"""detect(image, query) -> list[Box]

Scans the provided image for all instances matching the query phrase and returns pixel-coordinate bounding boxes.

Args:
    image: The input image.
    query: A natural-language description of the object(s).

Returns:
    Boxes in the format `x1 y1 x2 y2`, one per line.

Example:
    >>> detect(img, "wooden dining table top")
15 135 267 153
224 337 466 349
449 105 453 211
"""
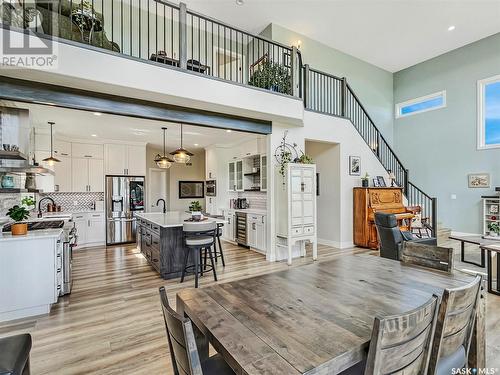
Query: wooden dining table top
176 254 476 375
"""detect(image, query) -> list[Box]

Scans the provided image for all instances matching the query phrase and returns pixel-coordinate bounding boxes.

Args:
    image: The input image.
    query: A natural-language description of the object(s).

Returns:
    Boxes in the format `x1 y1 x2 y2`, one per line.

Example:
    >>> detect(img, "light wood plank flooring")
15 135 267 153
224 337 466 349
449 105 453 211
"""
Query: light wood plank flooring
0 241 498 374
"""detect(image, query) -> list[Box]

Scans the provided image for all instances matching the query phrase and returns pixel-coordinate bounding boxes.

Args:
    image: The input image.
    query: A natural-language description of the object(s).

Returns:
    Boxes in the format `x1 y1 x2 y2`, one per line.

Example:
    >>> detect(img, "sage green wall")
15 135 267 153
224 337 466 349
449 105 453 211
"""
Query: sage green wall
394 32 500 234
266 24 394 144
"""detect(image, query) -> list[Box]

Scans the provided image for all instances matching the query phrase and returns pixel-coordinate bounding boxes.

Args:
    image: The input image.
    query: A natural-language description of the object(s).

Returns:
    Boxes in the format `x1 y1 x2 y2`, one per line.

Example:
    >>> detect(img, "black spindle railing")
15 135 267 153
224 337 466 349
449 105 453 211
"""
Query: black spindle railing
407 182 438 237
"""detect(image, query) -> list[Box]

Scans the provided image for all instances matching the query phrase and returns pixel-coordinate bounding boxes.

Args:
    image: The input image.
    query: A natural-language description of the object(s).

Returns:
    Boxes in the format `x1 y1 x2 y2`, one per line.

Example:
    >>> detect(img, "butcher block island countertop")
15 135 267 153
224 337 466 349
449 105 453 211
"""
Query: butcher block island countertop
135 212 226 279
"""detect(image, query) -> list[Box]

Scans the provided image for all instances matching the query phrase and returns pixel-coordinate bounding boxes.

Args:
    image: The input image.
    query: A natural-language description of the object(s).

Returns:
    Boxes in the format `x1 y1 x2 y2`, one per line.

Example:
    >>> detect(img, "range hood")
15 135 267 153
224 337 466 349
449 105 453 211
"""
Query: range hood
0 150 54 176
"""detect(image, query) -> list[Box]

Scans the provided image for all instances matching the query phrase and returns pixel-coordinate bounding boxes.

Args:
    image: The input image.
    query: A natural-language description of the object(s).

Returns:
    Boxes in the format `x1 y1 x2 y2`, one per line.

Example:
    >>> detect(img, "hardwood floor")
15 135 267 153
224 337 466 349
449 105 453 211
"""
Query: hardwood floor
0 240 498 374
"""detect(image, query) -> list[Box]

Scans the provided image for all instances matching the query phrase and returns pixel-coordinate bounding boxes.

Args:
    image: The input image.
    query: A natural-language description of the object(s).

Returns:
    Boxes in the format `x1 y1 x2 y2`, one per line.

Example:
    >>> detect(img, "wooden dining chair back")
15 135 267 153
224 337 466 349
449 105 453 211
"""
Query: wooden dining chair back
428 275 482 375
159 287 203 375
402 242 454 273
364 294 439 375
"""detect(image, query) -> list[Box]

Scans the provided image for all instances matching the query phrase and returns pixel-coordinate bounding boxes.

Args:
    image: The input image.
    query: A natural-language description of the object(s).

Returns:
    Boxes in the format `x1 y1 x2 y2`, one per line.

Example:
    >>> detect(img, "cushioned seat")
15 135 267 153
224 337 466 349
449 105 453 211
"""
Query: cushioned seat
436 345 466 375
201 353 234 375
185 235 213 246
0 334 32 375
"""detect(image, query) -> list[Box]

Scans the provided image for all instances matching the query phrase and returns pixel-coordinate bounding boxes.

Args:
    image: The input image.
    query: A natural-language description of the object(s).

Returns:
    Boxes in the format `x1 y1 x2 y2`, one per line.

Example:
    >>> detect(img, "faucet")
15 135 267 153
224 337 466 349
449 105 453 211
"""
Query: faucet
38 197 55 218
156 198 166 214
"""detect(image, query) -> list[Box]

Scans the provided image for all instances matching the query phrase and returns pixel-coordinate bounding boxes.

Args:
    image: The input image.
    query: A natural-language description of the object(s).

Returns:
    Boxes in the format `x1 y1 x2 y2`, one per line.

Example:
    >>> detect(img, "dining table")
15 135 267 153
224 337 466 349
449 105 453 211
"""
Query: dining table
176 253 486 374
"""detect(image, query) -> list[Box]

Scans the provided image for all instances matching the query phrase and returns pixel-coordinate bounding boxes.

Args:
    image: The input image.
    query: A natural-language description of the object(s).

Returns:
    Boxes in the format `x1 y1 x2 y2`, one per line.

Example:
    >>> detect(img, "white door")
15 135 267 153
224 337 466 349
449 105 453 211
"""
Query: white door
72 158 89 192
105 144 127 175
88 159 104 192
54 155 72 192
148 168 168 212
127 145 146 176
213 47 246 83
87 214 105 244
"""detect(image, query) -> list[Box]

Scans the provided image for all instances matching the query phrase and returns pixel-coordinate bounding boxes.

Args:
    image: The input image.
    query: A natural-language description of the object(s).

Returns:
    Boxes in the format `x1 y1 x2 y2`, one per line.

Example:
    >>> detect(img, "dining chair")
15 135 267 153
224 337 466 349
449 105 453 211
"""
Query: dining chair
401 242 454 273
158 287 235 375
427 275 482 375
340 294 439 375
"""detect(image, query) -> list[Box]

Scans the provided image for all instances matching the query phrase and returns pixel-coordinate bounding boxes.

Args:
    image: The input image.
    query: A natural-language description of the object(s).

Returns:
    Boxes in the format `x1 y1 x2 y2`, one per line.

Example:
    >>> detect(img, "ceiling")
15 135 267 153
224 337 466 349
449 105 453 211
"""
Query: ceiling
182 0 500 72
6 101 260 150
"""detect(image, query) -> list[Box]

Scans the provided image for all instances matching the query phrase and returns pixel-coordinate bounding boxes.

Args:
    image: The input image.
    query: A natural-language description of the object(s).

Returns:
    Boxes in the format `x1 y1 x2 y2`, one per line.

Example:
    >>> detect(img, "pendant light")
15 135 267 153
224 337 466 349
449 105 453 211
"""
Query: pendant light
170 124 193 164
42 121 60 166
154 127 174 169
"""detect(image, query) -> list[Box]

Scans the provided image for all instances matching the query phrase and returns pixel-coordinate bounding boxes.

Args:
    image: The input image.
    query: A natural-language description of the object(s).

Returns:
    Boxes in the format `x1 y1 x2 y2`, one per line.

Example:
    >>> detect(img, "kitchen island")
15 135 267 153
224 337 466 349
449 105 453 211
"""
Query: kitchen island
135 212 225 279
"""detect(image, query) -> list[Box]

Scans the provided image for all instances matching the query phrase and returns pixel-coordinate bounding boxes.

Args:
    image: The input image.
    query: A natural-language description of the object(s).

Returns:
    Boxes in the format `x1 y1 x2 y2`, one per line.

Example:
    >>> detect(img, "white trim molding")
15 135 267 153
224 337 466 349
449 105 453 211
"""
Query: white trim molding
395 90 446 119
477 74 500 150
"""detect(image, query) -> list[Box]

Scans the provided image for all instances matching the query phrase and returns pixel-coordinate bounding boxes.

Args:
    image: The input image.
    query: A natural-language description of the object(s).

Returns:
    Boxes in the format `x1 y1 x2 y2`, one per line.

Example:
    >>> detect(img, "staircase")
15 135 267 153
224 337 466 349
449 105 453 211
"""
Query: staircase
301 62 437 236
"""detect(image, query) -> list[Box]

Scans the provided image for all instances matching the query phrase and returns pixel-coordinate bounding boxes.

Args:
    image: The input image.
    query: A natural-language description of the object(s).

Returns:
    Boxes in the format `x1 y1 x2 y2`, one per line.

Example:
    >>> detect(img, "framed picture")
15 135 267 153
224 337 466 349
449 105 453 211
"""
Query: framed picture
349 156 361 176
468 173 490 188
179 181 204 199
373 178 380 187
376 176 386 187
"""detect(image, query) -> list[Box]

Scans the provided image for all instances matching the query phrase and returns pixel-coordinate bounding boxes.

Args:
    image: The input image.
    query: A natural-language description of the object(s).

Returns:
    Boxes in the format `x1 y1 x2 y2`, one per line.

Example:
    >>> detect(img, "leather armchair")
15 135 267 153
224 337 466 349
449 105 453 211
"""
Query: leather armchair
0 334 32 375
374 212 437 260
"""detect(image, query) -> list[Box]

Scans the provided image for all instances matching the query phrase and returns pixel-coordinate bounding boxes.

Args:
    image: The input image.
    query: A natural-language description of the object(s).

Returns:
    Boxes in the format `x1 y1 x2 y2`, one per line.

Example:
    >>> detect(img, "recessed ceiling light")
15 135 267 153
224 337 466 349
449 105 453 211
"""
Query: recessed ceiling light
226 129 232 133
194 143 199 146
93 112 102 116
91 134 97 137
236 0 244 5
448 25 456 31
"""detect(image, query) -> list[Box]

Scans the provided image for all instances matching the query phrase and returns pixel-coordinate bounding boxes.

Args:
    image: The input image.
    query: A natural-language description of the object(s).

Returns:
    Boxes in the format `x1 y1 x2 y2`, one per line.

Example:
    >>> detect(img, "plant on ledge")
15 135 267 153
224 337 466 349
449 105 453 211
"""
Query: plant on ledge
189 201 202 212
488 222 499 237
248 60 292 95
7 204 30 235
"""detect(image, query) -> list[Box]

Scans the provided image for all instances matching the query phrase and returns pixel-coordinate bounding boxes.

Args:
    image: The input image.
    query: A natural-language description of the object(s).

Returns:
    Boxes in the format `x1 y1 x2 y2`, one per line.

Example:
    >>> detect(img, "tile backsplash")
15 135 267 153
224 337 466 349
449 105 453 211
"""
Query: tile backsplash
39 192 104 212
236 191 267 210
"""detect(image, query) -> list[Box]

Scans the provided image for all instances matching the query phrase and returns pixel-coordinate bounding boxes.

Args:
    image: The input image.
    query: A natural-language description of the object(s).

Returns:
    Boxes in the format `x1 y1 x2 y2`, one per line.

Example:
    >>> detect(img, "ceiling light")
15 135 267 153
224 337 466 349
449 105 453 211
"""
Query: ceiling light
170 124 193 164
226 129 232 133
448 25 455 31
236 0 244 5
154 127 174 169
194 143 199 147
93 112 102 116
91 134 97 137
42 121 60 166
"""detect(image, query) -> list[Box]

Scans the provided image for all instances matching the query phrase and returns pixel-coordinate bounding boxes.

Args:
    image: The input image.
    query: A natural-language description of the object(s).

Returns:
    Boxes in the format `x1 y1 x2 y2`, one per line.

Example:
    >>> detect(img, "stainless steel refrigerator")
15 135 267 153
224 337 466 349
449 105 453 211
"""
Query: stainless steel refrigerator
106 176 145 245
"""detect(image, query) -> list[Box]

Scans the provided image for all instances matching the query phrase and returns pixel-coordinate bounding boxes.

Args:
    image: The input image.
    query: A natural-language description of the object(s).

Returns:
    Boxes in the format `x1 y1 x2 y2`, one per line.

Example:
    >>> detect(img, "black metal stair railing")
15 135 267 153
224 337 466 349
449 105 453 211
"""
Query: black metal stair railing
303 64 437 236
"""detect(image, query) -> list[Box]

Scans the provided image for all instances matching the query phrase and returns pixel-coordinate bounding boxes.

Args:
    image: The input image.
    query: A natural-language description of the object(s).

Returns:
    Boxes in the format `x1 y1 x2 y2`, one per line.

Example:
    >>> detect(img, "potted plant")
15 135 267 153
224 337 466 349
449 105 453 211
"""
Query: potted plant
7 204 30 235
361 172 370 187
248 60 292 95
296 153 313 164
189 201 202 212
488 222 499 237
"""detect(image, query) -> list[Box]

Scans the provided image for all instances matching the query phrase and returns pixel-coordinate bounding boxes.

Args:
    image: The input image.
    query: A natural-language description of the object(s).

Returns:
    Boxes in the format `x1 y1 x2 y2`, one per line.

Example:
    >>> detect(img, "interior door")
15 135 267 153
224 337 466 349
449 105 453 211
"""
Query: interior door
148 169 168 212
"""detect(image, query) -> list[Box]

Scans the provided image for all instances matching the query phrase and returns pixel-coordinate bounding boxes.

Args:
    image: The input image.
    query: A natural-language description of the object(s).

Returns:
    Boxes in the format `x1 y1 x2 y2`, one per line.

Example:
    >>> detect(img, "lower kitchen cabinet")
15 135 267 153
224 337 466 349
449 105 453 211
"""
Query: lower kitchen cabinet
73 212 105 248
247 214 266 252
221 210 235 242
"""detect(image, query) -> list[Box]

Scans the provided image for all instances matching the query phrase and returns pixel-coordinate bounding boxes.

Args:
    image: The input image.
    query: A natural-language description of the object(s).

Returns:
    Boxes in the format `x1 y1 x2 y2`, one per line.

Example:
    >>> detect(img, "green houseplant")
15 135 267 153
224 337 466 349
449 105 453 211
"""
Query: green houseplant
189 201 202 212
488 222 499 237
7 204 30 235
248 60 292 95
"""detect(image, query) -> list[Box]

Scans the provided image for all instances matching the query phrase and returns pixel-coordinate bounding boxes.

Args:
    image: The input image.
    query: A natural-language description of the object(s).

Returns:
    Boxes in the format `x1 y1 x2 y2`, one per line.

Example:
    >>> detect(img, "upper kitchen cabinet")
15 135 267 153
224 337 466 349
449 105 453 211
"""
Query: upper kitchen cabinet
104 144 146 176
205 146 217 180
72 158 104 192
54 155 72 192
53 140 71 157
72 143 103 159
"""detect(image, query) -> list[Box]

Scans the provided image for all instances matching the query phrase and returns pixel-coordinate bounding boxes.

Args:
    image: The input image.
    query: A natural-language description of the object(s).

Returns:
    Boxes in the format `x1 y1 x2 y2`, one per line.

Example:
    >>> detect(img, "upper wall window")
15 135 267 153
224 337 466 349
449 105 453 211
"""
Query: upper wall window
478 75 500 149
396 91 446 118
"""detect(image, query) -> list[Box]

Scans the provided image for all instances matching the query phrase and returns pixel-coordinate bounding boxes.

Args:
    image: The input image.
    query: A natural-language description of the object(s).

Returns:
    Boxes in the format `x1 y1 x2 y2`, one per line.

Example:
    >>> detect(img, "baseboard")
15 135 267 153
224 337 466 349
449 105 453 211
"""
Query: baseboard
318 238 354 249
450 231 482 237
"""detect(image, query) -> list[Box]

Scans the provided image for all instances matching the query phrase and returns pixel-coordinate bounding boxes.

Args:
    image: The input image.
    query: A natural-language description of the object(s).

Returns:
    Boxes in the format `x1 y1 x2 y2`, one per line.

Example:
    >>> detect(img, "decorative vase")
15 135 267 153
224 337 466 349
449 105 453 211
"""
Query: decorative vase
361 179 369 187
11 223 28 235
25 173 37 190
1 175 14 188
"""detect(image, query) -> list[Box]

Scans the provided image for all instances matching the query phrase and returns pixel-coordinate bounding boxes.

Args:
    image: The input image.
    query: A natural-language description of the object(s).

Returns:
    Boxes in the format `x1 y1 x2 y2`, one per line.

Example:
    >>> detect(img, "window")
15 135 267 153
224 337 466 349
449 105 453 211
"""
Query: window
478 75 500 149
396 91 446 118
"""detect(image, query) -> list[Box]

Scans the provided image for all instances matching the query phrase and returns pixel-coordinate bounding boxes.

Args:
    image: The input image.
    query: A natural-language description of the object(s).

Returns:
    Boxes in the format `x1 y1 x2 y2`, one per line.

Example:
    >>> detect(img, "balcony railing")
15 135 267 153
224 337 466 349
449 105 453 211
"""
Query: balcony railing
0 0 296 95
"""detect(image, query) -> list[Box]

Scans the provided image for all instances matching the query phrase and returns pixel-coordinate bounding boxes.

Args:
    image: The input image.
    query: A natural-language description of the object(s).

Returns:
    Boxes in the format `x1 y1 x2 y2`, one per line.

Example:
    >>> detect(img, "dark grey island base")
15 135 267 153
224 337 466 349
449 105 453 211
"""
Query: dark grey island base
136 212 225 280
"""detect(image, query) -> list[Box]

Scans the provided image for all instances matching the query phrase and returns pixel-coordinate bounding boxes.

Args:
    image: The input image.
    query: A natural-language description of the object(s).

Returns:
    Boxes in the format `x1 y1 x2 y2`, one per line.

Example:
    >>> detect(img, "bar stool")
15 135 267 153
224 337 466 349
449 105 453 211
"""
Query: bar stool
213 223 226 266
0 333 32 375
180 221 217 288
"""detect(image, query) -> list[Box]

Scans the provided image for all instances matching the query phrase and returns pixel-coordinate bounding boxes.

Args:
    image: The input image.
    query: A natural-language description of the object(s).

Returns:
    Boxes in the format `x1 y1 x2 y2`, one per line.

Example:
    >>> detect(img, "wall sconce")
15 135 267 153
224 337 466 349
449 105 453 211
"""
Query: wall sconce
296 40 302 50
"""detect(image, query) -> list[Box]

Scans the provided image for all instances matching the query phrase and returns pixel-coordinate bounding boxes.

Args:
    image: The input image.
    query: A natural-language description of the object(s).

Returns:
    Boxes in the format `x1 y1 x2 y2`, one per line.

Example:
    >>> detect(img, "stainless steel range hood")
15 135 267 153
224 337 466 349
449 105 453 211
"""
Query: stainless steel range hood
0 150 54 176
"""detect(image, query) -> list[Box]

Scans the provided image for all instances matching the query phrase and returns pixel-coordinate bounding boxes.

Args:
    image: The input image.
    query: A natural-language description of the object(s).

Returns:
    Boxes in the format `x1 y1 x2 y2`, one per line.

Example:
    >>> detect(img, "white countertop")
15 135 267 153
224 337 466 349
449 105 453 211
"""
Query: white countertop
221 208 268 215
136 211 226 228
0 228 63 242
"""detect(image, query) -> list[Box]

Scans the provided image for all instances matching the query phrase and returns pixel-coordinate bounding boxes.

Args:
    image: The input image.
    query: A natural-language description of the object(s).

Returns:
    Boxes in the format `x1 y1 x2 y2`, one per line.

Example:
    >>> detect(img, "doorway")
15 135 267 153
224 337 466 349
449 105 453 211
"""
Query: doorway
148 168 168 212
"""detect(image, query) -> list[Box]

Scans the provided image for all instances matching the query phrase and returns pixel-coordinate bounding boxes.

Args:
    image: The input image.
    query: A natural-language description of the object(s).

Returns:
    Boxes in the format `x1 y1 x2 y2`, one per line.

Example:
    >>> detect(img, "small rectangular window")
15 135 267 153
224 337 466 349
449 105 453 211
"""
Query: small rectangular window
396 91 446 118
478 75 500 149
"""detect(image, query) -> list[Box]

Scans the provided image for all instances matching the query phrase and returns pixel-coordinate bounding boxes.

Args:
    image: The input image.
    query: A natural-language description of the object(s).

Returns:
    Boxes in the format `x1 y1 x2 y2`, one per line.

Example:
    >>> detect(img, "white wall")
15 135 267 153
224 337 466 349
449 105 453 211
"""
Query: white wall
168 152 206 212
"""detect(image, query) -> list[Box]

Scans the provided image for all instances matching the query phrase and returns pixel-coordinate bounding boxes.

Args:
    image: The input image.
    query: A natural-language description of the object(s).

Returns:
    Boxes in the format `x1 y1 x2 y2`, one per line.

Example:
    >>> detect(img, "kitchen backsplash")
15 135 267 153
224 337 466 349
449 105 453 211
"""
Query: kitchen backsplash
236 191 267 210
38 192 104 212
0 193 26 216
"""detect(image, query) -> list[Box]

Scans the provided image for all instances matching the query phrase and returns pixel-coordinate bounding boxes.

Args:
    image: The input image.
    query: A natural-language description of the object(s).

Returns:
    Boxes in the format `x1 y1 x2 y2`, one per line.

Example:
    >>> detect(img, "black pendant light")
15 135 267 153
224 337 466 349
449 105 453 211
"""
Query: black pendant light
42 121 60 166
170 124 193 164
154 127 174 169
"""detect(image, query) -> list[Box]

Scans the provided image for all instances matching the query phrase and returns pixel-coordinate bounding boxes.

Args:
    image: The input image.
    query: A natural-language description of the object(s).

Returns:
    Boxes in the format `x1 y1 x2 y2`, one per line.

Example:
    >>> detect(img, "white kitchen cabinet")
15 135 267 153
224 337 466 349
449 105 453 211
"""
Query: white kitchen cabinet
73 212 105 248
206 196 217 215
222 210 235 242
205 146 217 180
73 214 88 247
235 160 243 191
247 214 266 252
105 144 145 176
54 140 71 157
260 154 267 192
54 155 72 192
72 158 104 192
72 143 104 159
228 162 236 191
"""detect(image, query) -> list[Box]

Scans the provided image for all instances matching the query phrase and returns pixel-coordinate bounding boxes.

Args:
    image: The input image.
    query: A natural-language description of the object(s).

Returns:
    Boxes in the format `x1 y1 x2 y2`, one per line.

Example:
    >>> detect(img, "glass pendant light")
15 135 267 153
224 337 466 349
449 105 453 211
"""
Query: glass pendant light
42 121 60 166
154 127 174 169
170 124 193 164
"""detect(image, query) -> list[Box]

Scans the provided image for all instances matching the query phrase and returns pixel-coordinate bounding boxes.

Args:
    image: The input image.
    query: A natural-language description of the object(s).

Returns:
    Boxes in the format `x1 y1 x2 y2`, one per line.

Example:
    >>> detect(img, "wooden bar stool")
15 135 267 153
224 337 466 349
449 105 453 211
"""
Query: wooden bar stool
180 221 217 288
